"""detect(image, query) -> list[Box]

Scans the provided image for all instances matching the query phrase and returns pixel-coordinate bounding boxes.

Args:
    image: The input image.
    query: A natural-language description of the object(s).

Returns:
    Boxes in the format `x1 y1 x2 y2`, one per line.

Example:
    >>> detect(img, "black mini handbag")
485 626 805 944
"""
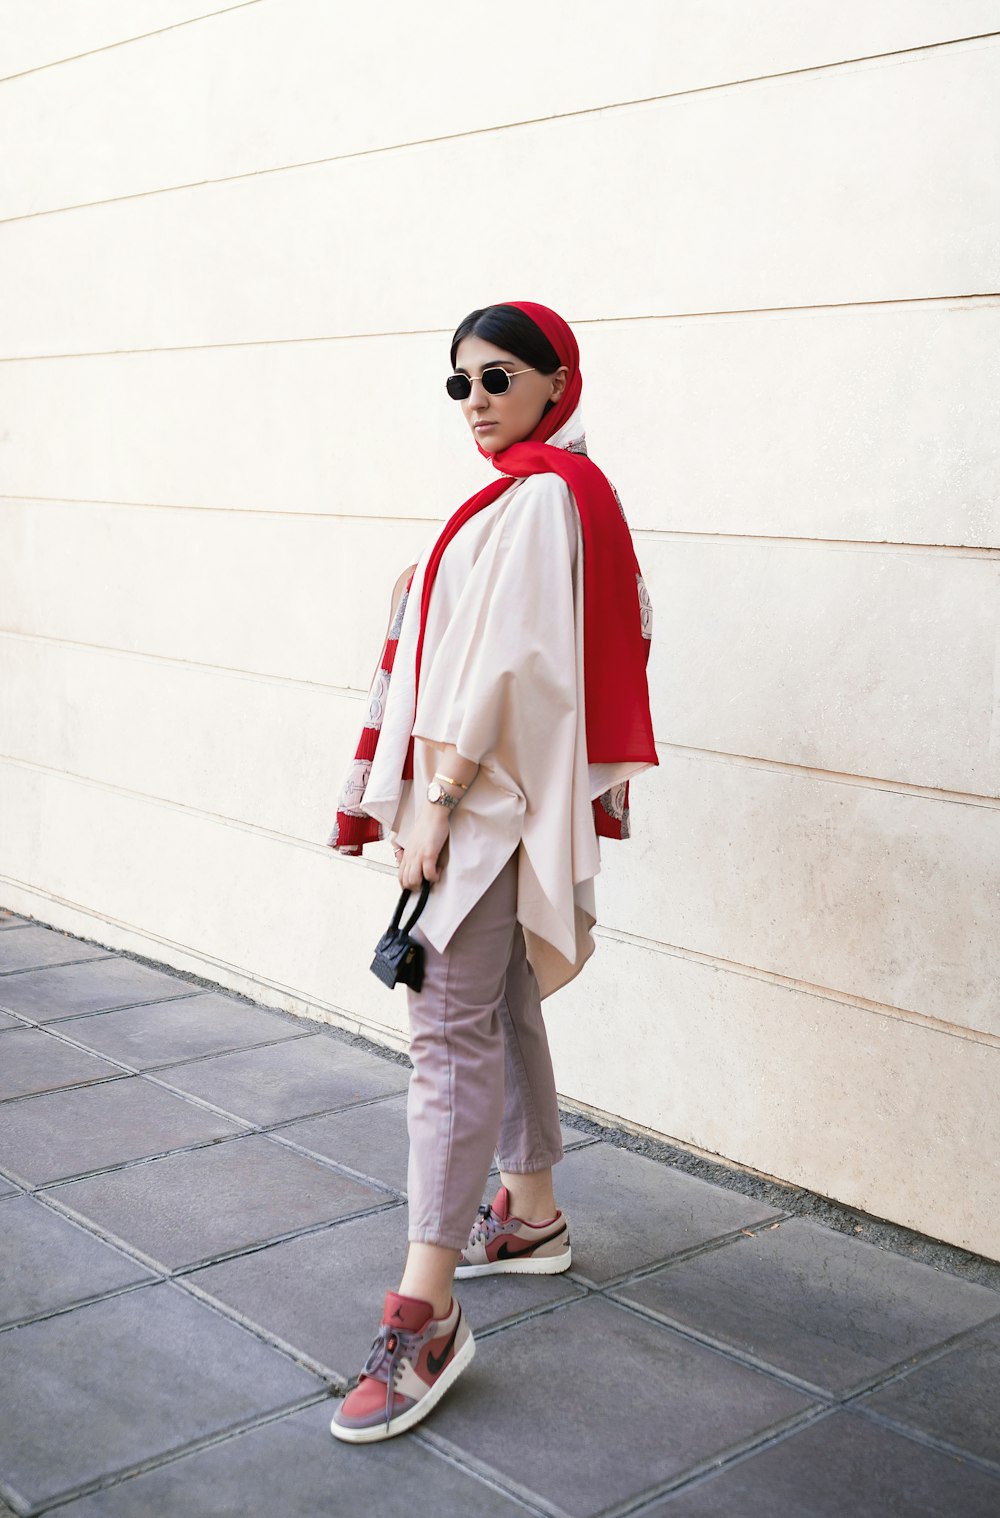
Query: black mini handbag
370 881 431 992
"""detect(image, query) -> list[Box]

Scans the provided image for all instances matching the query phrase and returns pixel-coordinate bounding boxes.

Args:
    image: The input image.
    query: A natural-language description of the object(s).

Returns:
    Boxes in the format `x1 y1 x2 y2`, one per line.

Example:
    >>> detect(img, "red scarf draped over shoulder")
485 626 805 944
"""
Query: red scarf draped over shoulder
328 300 656 856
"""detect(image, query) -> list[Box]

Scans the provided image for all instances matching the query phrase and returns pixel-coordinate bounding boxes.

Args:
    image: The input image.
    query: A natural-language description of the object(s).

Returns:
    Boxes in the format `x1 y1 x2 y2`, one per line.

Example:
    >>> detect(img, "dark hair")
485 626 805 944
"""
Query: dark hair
449 304 561 374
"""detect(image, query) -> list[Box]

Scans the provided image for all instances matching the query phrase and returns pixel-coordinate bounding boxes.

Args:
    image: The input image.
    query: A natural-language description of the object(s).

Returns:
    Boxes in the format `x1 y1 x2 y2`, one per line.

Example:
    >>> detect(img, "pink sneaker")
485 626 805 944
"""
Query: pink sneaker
455 1185 572 1278
330 1291 474 1443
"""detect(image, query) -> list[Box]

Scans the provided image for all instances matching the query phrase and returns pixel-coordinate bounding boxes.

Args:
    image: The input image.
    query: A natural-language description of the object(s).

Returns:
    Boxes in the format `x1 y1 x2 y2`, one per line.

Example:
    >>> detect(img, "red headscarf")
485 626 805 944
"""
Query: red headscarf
410 300 657 767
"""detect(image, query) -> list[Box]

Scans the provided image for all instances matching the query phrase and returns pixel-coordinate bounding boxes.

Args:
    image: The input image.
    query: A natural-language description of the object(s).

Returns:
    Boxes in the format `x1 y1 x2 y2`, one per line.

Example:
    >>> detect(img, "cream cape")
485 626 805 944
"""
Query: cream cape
360 407 652 999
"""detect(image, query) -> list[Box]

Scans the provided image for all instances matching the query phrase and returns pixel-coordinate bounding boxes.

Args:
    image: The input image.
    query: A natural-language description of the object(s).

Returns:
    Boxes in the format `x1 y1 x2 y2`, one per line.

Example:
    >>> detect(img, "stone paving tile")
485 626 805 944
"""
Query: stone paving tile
279 1093 411 1192
859 1318 1000 1466
653 1410 1000 1516
551 1143 781 1285
0 1076 246 1186
188 1204 584 1382
58 992 305 1070
612 1217 1000 1394
156 1034 411 1125
0 1282 323 1513
0 909 28 927
188 1207 409 1380
0 1194 155 1326
0 1009 21 1030
0 926 113 975
0 956 197 1023
429 1295 813 1517
49 1134 388 1271
0 1027 125 1102
56 1400 527 1517
0 1178 21 1199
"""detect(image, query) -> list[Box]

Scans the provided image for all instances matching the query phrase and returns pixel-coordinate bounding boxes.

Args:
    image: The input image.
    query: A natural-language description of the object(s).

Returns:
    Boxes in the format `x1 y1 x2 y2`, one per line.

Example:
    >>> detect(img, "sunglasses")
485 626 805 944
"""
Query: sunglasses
445 366 535 401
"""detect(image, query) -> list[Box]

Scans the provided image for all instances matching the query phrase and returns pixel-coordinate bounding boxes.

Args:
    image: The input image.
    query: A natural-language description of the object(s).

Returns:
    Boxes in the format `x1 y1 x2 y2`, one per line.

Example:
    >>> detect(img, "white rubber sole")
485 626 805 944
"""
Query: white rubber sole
330 1331 476 1444
454 1247 572 1279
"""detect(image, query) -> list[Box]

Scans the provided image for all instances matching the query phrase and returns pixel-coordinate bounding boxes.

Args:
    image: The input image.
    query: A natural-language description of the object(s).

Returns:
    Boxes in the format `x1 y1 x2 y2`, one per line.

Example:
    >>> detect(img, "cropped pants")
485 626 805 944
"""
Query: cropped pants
405 848 565 1250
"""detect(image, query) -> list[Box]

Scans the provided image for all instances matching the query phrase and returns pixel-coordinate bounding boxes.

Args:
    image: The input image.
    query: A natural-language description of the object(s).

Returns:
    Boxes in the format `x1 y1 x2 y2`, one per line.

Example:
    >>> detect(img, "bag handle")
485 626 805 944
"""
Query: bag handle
391 879 431 935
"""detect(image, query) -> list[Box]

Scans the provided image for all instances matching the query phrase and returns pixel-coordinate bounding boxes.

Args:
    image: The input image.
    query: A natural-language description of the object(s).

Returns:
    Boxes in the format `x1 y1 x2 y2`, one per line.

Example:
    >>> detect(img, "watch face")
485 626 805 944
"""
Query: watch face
428 782 443 802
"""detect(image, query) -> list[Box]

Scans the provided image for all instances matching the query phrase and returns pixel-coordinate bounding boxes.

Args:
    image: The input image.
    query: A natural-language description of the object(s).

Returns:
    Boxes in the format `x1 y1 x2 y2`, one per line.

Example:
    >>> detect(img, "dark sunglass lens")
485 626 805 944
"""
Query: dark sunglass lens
481 368 512 395
446 374 472 400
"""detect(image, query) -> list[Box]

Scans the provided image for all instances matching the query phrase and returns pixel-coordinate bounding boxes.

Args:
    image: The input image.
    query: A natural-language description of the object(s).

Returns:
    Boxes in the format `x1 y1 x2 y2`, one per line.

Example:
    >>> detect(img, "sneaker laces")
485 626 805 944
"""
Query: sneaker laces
468 1202 503 1247
360 1323 418 1431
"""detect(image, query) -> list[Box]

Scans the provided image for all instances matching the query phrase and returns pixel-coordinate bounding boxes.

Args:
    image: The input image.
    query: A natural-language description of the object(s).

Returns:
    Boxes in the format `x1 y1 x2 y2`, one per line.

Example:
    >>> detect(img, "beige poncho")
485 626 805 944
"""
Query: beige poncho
360 407 652 998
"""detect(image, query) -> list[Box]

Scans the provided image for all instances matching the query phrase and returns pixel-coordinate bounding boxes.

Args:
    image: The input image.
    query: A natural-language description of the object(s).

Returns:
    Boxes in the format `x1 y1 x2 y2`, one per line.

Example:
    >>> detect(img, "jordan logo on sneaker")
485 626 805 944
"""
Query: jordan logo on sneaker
495 1223 567 1261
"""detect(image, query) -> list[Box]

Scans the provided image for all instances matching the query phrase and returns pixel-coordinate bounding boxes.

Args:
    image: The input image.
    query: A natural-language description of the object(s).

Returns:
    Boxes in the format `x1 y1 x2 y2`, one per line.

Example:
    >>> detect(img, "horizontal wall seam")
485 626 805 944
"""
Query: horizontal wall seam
0 753 360 844
2 29 998 222
0 635 366 695
592 923 1000 1051
3 499 997 557
3 497 995 558
0 494 444 526
660 742 1000 809
2 870 995 1060
2 712 997 811
0 1 266 85
1 293 996 363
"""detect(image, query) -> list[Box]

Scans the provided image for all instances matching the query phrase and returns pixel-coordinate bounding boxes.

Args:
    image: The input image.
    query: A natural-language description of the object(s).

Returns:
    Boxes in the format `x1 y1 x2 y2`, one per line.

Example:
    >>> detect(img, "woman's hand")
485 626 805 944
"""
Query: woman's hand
397 802 451 890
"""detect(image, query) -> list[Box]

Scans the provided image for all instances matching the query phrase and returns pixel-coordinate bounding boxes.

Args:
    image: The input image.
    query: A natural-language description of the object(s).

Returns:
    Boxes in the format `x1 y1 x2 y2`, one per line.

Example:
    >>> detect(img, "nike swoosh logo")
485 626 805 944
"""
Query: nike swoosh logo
495 1223 568 1261
426 1314 461 1377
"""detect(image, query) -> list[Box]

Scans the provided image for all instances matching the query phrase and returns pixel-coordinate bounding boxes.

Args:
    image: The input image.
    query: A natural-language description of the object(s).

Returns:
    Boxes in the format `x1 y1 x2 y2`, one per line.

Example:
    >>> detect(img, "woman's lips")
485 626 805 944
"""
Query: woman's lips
474 421 497 432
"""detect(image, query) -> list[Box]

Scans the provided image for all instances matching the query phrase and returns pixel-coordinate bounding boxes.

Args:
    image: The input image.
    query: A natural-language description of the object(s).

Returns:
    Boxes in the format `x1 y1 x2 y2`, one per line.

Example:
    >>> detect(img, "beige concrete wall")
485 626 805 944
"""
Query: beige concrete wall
2 2 998 1258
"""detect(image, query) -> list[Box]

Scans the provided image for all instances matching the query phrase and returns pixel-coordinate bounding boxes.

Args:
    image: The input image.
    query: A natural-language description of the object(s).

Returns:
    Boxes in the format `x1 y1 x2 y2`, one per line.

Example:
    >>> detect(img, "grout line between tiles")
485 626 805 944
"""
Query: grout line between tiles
839 1308 1000 1406
602 1292 841 1404
4 1086 408 1195
10 1391 331 1518
169 1273 347 1390
605 1293 1000 1423
30 1181 403 1283
575 1212 794 1292
0 952 117 978
9 1128 255 1192
846 1404 1000 1482
8 989 225 1024
412 1430 571 1518
5 1016 315 1080
472 1289 596 1345
0 1072 132 1107
607 1405 841 1518
0 1276 160 1337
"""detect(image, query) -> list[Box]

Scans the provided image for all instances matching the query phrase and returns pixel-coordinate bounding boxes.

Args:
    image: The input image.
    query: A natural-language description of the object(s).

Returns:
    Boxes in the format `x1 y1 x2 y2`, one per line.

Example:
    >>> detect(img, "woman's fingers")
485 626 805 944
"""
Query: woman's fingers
398 847 442 890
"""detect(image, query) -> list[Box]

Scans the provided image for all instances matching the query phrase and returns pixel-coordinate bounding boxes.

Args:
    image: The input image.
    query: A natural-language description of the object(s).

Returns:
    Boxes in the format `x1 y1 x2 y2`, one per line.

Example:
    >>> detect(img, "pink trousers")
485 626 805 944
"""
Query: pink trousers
405 849 565 1250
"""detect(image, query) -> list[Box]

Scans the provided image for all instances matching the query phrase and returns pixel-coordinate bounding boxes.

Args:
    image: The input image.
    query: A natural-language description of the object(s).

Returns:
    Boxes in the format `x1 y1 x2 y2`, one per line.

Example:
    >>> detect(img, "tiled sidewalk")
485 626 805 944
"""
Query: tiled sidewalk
1 909 999 1518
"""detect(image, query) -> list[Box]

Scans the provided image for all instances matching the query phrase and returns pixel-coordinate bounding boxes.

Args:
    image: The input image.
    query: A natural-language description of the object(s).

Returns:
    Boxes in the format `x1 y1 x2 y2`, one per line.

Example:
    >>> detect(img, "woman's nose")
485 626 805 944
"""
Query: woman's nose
467 376 490 408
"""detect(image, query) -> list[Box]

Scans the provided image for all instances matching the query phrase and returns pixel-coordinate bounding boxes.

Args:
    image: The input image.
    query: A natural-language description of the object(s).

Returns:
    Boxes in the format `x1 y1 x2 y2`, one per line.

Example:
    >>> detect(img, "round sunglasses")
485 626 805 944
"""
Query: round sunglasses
445 366 535 401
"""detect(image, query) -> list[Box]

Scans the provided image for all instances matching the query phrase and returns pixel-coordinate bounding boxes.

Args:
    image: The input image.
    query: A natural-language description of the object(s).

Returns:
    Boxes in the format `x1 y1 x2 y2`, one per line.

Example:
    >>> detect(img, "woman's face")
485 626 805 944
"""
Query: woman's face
452 335 568 454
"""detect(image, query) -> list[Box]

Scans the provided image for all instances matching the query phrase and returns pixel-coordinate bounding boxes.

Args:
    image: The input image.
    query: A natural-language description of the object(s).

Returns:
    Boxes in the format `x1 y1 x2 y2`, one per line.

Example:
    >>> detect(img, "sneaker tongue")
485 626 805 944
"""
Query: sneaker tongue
382 1291 434 1332
492 1185 511 1222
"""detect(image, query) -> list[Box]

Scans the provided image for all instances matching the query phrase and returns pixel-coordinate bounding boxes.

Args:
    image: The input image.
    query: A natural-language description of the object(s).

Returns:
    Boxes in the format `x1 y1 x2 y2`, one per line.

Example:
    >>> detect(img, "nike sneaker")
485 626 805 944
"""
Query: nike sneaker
454 1184 572 1278
330 1291 474 1443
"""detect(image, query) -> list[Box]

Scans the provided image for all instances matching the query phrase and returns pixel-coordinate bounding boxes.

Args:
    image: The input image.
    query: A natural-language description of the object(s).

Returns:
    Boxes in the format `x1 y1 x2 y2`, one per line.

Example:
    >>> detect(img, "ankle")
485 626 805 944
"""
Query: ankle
501 1178 558 1224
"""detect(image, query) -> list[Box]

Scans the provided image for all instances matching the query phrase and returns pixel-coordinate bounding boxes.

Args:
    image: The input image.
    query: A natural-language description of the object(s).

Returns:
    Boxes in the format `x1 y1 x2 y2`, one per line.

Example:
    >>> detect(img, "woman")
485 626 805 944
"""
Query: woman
326 301 656 1442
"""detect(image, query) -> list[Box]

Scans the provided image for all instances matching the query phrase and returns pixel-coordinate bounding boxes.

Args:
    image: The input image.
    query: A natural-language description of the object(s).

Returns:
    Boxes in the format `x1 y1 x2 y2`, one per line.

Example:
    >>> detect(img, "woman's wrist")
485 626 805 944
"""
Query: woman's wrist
426 779 461 812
